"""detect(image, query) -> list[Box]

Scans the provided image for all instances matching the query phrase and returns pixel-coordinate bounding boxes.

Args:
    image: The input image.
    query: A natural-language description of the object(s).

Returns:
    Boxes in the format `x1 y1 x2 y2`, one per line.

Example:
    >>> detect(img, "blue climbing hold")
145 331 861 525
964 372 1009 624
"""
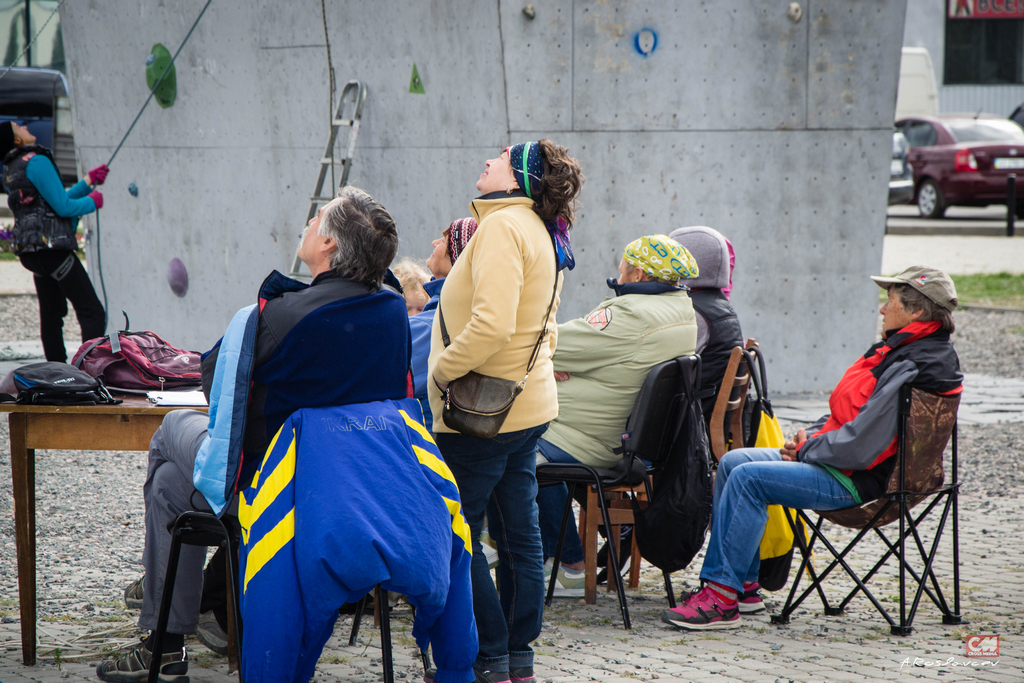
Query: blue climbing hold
128 183 138 197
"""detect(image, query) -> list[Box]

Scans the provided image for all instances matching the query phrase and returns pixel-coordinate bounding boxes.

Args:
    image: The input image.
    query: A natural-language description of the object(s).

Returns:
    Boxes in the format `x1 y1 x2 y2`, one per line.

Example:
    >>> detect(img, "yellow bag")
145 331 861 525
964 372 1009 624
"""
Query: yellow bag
745 349 806 591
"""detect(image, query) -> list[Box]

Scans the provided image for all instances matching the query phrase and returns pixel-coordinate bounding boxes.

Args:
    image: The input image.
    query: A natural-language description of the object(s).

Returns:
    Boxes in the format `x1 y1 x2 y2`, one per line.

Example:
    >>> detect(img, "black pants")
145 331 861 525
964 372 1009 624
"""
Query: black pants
19 249 105 363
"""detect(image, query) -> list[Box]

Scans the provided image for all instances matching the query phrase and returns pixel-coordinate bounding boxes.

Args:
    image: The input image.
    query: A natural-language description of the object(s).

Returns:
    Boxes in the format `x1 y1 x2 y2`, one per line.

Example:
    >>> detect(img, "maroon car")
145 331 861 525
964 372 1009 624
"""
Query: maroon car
895 115 1024 218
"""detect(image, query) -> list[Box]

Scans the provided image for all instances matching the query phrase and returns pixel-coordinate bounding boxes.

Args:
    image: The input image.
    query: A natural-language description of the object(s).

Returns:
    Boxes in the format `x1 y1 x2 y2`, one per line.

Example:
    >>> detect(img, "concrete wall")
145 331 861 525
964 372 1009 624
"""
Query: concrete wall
61 0 905 392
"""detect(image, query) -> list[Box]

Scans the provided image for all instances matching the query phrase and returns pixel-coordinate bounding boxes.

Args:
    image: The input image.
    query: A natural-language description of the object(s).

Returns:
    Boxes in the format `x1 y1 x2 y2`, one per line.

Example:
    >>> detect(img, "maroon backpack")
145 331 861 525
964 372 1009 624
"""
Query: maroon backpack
72 330 202 393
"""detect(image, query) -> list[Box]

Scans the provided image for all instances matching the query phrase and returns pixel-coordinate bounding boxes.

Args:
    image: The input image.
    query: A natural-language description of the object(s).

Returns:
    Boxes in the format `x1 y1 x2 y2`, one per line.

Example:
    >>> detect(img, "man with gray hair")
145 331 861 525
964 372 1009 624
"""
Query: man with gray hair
98 187 410 681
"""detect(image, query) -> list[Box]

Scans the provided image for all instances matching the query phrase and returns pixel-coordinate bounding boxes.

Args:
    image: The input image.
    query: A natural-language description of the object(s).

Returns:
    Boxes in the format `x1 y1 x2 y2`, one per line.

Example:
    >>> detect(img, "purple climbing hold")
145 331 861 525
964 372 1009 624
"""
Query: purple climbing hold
167 258 188 297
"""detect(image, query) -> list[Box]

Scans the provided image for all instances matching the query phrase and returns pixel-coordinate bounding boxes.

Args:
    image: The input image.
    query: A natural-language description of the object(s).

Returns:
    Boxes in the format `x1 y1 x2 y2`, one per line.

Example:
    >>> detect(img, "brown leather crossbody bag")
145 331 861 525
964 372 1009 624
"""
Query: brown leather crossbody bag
437 272 558 439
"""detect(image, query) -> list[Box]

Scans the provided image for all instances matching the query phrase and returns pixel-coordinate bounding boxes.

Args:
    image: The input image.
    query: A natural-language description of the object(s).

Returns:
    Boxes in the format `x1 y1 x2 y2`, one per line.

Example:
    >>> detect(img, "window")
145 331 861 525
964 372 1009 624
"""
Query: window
904 122 939 148
0 1 65 71
945 18 1024 85
946 118 1024 142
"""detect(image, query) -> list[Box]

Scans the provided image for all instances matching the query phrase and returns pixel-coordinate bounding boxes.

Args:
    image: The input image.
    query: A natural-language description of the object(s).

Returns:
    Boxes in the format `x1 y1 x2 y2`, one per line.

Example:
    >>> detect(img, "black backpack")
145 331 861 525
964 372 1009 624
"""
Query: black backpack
0 362 120 405
632 370 714 573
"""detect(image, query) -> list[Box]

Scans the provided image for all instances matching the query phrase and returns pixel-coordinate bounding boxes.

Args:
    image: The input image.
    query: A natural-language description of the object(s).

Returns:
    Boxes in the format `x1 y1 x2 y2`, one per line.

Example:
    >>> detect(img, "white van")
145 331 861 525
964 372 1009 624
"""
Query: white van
895 47 939 121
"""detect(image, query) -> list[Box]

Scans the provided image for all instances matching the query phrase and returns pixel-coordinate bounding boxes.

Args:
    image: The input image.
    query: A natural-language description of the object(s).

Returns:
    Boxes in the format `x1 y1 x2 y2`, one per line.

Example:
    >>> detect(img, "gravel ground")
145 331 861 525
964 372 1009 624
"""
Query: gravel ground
951 307 1024 378
0 296 1021 653
0 293 80 344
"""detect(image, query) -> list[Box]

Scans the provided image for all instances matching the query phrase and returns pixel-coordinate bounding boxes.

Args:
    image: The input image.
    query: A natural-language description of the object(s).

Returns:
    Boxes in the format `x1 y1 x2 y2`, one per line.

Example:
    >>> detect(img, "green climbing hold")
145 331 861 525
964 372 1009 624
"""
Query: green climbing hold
409 63 425 95
146 44 177 108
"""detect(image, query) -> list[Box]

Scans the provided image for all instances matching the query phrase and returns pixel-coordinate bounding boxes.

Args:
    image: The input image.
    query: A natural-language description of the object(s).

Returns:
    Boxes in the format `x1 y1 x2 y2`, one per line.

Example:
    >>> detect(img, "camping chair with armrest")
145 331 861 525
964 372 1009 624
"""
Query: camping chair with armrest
535 355 701 629
770 386 962 635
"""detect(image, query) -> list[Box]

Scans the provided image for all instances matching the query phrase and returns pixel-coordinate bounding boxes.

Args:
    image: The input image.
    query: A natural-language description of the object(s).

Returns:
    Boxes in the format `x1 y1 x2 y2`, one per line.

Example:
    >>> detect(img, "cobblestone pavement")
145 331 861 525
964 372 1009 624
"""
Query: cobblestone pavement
1 468 1021 682
1 293 1022 682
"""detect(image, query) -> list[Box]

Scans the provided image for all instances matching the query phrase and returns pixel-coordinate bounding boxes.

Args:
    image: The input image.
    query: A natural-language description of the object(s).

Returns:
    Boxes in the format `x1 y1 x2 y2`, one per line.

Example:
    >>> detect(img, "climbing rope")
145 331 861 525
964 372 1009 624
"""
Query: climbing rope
320 0 337 193
0 0 66 84
93 0 212 327
106 0 212 166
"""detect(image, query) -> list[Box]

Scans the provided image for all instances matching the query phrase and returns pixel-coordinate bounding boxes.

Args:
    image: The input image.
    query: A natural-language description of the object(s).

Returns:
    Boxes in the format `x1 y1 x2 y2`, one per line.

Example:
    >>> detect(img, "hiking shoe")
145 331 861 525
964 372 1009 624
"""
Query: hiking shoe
661 586 740 631
474 668 511 683
480 528 500 570
425 668 511 683
509 665 535 682
738 583 765 614
543 558 585 598
124 575 145 611
195 610 228 656
595 527 632 584
96 641 188 683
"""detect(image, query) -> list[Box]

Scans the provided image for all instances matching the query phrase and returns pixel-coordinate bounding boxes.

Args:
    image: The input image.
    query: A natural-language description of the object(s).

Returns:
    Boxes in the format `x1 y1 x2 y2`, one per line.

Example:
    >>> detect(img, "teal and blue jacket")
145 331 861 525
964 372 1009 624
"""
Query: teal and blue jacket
238 400 477 683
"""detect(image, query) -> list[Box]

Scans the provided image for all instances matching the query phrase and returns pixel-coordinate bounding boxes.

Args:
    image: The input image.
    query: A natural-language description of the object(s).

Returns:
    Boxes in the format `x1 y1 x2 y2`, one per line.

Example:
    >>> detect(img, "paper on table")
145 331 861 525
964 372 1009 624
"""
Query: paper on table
147 390 208 407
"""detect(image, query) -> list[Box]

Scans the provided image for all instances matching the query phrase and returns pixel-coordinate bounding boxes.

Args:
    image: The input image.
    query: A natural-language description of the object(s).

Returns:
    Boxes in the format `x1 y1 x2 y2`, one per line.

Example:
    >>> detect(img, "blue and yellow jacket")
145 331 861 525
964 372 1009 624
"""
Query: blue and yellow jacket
238 399 477 683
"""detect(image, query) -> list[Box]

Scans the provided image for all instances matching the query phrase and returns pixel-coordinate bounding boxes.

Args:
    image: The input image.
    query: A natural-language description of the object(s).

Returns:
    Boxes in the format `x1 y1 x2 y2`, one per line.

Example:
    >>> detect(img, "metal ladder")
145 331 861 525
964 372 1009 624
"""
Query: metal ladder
289 80 367 277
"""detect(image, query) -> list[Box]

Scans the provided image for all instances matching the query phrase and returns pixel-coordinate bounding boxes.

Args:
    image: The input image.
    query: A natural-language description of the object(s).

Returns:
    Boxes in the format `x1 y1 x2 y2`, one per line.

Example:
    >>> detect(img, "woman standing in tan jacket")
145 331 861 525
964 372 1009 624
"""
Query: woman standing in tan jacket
428 140 583 683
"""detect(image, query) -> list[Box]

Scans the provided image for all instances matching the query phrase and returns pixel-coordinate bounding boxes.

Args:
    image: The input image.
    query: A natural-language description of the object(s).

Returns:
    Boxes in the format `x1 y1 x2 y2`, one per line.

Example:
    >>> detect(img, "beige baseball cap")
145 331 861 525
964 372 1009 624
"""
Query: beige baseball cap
871 266 958 312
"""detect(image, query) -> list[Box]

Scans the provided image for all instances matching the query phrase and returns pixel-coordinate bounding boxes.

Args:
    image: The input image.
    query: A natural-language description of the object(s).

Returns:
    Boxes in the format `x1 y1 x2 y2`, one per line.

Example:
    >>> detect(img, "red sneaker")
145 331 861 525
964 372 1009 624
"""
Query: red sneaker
661 586 740 630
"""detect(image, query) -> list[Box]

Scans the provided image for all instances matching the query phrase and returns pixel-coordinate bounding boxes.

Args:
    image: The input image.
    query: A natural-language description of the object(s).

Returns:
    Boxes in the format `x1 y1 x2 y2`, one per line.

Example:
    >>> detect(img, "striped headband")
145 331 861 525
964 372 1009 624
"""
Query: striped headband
508 141 544 199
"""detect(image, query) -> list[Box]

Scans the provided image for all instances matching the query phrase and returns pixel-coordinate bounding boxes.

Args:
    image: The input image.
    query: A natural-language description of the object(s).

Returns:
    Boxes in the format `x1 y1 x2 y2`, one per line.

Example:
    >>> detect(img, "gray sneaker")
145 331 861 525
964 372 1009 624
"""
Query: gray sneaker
95 640 188 683
195 610 228 656
124 575 145 611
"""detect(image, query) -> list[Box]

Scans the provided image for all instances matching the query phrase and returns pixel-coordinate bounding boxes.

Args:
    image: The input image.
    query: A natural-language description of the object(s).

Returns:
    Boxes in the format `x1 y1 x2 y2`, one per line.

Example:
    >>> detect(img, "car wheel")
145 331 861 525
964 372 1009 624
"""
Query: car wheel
917 180 946 219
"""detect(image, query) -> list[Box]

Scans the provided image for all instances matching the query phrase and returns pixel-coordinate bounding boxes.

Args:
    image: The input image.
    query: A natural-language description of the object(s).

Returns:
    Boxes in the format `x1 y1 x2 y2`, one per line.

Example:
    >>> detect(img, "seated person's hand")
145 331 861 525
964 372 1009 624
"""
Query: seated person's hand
780 428 807 462
553 371 571 382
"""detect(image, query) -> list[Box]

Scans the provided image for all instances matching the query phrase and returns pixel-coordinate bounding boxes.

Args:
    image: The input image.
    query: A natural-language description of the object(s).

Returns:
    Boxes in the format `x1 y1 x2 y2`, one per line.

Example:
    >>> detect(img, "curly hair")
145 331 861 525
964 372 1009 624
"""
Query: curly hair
532 139 584 229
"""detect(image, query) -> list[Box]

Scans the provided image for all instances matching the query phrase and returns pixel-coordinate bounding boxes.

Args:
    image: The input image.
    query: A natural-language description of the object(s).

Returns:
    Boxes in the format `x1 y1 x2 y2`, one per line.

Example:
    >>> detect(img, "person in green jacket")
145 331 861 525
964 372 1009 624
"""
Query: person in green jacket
536 234 699 596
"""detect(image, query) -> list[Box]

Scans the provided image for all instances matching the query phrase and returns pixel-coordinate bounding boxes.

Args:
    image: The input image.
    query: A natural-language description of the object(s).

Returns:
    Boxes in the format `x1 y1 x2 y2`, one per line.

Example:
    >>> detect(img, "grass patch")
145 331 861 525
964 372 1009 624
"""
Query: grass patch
0 252 16 261
953 272 1024 308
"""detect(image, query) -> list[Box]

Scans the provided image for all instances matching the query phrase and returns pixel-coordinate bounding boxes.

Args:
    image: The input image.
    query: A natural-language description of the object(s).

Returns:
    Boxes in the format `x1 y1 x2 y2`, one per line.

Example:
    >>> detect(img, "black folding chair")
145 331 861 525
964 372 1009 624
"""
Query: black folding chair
536 355 701 629
151 511 404 683
770 386 963 635
149 511 243 683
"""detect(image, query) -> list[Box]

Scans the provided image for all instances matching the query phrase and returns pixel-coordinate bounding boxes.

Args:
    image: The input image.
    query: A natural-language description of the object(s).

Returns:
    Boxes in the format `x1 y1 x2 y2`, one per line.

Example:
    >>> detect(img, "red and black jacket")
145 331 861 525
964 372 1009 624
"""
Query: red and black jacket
797 320 962 501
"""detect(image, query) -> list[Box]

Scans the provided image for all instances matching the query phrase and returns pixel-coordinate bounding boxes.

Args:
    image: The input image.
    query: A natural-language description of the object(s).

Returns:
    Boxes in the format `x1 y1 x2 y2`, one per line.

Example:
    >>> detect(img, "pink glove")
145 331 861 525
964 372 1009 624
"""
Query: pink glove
89 190 104 210
87 164 109 186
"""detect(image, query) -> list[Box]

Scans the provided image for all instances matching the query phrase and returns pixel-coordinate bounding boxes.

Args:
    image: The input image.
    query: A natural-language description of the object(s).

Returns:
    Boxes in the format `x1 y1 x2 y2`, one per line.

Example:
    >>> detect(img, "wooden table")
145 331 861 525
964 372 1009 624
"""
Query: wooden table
2 397 206 666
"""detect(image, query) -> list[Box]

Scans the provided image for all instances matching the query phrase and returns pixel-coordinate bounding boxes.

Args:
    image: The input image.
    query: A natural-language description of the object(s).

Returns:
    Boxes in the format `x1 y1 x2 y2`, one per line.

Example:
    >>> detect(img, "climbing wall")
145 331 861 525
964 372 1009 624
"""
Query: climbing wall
60 0 905 391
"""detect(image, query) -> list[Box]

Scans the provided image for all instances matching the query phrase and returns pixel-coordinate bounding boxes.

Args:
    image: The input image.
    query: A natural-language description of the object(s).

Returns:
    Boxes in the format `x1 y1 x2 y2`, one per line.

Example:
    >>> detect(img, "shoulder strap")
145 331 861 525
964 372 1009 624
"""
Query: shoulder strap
523 271 560 379
438 305 452 348
436 258 561 381
73 336 108 368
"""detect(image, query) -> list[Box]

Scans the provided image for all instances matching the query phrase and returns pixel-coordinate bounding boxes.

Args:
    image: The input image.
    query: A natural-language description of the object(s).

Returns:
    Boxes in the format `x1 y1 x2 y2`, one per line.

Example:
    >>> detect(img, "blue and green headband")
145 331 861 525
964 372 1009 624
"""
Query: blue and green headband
509 141 544 199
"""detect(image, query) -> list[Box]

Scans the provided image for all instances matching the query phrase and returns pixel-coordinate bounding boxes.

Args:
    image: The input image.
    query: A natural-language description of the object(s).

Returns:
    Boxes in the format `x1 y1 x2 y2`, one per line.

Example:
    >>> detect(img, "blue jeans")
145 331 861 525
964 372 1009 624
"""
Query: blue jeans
435 424 549 673
699 447 859 592
535 439 586 565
